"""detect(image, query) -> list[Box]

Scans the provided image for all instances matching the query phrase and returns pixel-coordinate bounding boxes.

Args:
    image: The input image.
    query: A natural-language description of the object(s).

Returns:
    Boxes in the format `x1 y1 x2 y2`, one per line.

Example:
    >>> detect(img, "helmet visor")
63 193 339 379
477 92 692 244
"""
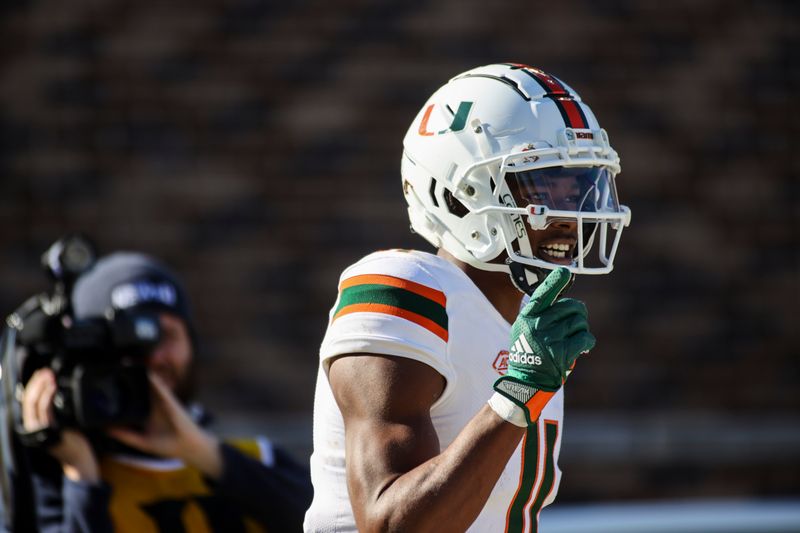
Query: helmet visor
506 166 619 215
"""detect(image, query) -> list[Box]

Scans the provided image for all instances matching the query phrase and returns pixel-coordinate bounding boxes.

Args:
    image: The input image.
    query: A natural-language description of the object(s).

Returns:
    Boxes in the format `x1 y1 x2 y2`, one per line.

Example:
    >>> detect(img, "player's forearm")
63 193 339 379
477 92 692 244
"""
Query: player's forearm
356 405 524 533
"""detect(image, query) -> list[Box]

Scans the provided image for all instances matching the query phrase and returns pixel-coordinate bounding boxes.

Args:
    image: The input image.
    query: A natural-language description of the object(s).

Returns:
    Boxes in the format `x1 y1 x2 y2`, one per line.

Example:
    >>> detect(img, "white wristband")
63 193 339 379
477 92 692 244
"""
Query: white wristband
487 392 528 428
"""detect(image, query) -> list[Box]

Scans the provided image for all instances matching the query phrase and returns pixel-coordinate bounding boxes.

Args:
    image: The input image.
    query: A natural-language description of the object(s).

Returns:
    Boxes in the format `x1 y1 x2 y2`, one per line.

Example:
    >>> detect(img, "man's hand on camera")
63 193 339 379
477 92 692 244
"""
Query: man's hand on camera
21 368 101 483
108 373 224 479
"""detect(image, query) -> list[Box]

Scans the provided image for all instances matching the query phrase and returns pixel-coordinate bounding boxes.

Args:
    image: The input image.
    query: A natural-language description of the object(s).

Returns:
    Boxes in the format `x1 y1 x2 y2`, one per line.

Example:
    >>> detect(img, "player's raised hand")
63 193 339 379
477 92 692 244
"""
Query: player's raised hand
493 267 595 425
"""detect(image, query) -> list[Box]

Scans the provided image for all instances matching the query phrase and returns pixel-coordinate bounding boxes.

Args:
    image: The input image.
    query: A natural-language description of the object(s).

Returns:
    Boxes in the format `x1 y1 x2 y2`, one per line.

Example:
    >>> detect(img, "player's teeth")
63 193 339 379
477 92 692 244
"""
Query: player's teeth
541 248 566 258
543 243 570 251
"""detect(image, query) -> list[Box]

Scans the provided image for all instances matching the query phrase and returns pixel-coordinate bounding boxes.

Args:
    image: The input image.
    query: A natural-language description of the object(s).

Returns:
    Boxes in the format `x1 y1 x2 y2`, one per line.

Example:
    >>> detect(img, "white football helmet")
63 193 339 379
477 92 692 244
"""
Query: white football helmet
402 63 631 293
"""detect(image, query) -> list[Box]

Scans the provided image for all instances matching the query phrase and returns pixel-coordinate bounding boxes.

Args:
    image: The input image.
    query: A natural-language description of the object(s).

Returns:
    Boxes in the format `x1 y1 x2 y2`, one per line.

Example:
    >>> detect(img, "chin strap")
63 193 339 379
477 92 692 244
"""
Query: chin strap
507 260 575 296
507 260 544 295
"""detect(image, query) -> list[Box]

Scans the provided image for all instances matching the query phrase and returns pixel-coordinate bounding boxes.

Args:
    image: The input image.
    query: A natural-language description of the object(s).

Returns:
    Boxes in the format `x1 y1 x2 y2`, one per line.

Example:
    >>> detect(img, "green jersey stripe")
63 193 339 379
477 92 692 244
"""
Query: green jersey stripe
505 420 559 533
506 425 539 532
335 283 448 331
529 421 559 532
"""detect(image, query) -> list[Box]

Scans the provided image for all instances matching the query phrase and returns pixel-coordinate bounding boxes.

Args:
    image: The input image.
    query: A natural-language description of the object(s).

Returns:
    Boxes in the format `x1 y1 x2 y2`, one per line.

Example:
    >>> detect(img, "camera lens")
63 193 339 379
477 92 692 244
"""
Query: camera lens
60 237 96 278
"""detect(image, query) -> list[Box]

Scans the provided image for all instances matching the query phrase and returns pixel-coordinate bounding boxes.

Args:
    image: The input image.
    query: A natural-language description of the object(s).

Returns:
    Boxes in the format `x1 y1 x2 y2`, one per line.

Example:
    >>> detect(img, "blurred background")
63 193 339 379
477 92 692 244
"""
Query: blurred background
1 0 797 519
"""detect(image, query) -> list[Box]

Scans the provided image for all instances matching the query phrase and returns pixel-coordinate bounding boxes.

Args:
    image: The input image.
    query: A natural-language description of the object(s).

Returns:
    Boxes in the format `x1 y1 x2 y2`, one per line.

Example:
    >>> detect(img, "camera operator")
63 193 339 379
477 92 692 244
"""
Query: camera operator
17 251 312 532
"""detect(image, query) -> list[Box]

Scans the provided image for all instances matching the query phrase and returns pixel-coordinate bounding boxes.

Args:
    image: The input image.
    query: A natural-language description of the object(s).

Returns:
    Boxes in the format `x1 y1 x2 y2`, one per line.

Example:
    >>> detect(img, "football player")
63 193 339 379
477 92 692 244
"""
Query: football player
304 63 630 532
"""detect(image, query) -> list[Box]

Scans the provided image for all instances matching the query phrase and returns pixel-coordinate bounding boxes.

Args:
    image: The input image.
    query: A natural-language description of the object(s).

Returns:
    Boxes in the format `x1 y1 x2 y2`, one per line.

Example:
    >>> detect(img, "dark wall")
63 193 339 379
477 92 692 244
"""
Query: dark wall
1 0 797 502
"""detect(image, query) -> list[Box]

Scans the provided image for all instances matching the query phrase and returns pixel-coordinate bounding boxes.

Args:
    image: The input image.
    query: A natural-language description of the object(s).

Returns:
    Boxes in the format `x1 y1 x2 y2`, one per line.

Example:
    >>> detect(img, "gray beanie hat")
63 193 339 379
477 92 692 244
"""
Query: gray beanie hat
71 252 193 329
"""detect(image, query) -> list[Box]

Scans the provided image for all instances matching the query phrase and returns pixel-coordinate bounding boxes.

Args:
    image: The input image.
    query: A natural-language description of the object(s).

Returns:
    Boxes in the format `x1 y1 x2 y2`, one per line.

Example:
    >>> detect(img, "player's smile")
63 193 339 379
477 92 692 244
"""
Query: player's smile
536 237 576 265
529 217 579 266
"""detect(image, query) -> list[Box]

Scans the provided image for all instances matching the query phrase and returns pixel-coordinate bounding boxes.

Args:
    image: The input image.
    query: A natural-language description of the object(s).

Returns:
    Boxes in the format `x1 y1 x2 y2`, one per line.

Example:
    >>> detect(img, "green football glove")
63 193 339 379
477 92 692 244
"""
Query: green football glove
492 267 595 425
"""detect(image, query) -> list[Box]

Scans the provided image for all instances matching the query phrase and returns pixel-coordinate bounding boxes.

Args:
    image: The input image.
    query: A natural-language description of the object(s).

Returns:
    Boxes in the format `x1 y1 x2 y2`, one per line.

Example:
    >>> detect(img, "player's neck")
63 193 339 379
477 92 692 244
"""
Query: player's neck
436 249 523 324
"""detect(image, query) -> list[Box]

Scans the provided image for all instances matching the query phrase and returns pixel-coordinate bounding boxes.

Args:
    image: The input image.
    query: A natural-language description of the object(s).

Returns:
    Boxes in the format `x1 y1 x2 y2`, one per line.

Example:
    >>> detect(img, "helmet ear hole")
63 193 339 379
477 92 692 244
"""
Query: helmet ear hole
428 178 440 207
443 189 469 218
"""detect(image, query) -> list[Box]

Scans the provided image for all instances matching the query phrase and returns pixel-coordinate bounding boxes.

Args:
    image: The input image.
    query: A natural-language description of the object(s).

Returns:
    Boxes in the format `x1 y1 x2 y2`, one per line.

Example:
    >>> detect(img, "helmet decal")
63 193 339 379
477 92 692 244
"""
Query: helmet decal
418 101 474 136
505 63 590 129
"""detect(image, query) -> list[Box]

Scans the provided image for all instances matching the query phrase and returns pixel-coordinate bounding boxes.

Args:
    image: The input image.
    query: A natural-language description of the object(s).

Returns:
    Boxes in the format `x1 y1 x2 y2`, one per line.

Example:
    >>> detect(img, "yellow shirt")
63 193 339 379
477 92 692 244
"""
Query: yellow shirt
100 438 269 533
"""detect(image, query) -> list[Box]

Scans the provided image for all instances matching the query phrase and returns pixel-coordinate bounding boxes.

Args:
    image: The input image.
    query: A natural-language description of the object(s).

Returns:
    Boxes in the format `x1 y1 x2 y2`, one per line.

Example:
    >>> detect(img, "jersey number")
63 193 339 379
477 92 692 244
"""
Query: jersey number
504 419 559 533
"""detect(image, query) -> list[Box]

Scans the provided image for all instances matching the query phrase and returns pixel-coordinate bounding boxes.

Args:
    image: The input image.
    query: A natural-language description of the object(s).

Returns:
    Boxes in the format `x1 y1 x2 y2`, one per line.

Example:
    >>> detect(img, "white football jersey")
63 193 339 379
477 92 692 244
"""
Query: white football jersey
304 250 564 533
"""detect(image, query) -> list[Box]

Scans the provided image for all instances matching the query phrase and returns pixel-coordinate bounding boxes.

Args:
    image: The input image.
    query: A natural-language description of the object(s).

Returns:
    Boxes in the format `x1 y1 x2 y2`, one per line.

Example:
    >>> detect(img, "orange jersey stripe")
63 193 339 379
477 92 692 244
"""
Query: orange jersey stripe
339 274 447 307
333 302 449 342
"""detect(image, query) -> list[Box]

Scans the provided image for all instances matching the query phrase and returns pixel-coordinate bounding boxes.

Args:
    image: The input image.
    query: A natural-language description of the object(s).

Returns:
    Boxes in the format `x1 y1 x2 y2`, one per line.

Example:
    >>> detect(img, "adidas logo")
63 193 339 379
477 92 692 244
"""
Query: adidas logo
509 335 542 366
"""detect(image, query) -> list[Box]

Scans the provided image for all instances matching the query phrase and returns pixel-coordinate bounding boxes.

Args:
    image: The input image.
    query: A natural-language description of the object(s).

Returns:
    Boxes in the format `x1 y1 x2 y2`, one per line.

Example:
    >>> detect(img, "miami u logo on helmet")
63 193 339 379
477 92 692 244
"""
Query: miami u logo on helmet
418 101 473 136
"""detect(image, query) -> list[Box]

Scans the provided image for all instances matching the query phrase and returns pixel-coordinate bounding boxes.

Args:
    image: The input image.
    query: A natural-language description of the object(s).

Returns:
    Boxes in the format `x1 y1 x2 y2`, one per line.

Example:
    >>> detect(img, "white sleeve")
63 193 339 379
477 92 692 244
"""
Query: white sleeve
319 251 453 386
